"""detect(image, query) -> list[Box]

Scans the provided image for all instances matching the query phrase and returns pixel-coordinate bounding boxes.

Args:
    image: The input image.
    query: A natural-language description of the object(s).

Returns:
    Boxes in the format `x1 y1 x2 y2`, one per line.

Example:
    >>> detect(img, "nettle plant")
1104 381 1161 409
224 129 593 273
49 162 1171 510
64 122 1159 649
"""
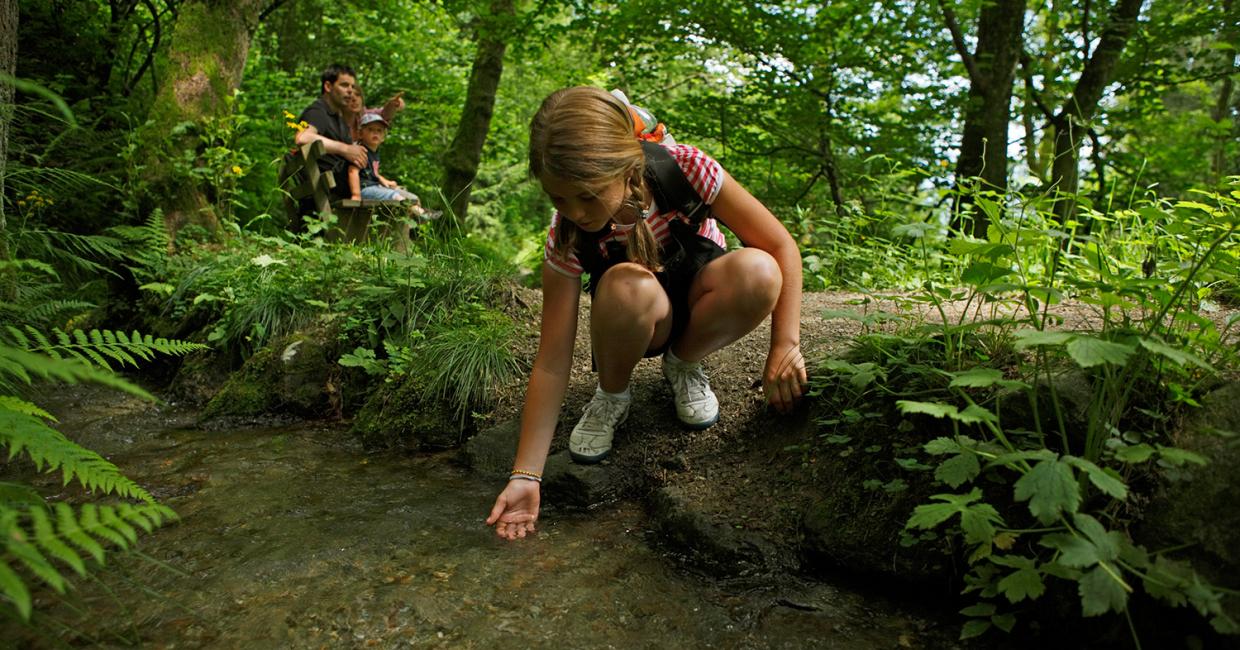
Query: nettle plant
835 183 1240 641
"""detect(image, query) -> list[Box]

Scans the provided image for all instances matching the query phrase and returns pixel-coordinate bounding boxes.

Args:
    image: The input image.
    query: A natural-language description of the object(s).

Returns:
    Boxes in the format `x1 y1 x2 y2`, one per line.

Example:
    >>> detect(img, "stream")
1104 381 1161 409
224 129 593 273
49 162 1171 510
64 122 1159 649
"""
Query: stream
8 386 947 649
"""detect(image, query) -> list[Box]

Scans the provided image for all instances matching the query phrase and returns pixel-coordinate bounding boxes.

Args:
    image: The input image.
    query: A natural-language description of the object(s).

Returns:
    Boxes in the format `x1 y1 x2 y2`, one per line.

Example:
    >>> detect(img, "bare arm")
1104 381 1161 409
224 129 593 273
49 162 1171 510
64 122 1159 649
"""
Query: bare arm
294 124 367 169
348 165 361 201
486 265 580 540
710 170 806 410
513 266 580 474
380 91 406 123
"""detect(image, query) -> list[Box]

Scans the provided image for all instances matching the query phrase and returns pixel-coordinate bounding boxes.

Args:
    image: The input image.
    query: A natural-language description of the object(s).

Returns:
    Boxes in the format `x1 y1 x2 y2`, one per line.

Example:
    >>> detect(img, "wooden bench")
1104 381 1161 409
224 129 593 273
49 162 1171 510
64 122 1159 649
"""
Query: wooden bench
277 139 411 247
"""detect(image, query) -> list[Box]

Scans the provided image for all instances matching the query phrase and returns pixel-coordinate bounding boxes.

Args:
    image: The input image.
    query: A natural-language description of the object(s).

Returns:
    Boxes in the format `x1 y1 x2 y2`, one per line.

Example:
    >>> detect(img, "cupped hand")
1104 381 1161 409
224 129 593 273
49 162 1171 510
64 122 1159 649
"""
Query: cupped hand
763 340 808 413
486 479 540 540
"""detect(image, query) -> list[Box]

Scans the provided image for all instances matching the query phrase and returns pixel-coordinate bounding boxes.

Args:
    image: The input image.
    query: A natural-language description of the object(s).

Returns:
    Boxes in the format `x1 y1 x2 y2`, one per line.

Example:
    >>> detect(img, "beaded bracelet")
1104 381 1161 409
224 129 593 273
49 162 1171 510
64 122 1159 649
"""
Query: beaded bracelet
510 469 542 483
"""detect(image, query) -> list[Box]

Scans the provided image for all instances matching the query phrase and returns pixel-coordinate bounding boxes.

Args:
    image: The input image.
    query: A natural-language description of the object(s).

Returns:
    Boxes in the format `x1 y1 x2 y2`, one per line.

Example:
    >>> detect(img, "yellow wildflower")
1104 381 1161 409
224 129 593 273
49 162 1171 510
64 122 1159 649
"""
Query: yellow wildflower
232 165 243 175
283 110 297 120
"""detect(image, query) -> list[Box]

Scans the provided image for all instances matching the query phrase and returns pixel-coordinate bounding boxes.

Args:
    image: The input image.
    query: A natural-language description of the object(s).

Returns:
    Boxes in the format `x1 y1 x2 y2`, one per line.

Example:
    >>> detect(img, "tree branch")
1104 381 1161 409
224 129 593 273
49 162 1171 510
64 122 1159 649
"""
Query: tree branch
937 0 985 87
258 0 293 23
126 0 161 96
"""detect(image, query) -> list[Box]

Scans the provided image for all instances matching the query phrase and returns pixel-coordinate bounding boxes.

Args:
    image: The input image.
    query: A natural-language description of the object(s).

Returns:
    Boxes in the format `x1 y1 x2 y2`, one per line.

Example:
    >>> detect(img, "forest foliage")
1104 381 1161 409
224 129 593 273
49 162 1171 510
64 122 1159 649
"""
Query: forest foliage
1 0 1238 643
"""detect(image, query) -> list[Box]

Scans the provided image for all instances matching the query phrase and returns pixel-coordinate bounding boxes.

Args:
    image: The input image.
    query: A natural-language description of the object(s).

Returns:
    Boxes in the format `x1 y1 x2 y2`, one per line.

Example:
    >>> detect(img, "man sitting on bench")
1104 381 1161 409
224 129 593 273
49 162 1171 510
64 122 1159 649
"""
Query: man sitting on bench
295 63 368 202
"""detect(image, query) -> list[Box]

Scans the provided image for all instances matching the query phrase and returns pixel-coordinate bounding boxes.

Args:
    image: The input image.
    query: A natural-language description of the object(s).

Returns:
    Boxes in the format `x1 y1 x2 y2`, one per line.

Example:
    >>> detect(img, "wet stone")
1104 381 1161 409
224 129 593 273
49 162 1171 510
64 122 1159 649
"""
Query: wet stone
648 484 778 576
459 419 520 475
542 451 622 509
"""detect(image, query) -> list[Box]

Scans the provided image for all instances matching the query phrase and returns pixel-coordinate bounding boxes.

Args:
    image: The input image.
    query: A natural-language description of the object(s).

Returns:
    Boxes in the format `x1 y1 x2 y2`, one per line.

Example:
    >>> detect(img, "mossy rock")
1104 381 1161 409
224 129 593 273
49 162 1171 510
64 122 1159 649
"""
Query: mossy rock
166 349 233 407
202 326 342 419
351 373 467 451
1136 381 1240 624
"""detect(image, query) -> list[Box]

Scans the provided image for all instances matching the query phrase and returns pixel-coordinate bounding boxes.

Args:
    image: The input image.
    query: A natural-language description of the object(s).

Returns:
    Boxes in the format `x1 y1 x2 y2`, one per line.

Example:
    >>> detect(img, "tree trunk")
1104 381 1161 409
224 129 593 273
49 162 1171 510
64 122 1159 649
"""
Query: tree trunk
941 0 1026 238
143 0 265 245
0 0 16 299
439 0 515 229
1212 0 1237 182
1049 0 1143 225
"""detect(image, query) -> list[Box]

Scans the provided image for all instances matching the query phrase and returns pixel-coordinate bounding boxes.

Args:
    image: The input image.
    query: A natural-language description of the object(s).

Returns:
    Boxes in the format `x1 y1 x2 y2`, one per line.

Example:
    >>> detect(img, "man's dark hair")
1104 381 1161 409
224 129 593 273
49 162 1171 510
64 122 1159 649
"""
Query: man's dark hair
319 64 356 94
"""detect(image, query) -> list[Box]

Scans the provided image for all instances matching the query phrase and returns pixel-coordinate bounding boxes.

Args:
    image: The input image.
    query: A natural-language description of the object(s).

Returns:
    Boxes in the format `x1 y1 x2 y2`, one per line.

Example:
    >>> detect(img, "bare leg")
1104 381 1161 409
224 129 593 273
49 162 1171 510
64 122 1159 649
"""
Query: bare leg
591 263 674 393
670 248 781 363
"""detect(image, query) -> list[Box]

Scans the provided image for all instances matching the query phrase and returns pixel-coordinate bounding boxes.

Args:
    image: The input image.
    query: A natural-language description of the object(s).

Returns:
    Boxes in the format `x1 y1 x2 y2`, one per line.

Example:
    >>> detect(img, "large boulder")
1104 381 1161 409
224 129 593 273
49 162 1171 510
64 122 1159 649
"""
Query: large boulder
350 373 464 451
201 325 346 419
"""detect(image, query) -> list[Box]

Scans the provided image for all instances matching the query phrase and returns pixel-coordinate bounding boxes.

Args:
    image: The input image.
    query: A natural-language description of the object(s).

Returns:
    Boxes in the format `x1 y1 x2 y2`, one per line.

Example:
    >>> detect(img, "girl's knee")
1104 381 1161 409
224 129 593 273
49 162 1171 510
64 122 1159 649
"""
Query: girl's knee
718 249 782 308
594 263 667 314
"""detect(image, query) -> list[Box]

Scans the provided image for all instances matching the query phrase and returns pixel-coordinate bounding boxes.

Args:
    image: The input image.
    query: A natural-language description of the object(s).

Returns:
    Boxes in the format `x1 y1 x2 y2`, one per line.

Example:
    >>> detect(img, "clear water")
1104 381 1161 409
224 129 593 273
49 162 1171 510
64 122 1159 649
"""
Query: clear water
10 388 942 648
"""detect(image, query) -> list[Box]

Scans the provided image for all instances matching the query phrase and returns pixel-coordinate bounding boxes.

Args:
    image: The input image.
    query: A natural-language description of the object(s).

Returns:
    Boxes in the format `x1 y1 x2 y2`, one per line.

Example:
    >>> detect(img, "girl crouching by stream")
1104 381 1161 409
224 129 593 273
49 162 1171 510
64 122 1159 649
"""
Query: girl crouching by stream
486 86 807 540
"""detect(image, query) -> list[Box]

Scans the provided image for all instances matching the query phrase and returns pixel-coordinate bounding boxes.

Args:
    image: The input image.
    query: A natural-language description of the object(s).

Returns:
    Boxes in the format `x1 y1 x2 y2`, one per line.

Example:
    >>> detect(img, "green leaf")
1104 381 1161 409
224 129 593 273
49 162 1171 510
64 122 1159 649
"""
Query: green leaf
1079 565 1129 617
7 536 65 593
1114 443 1156 463
906 489 987 531
1013 329 1073 349
1144 555 1191 607
1072 514 1120 563
949 368 1005 388
994 555 1045 603
1138 337 1213 371
0 558 32 620
960 603 996 617
1065 336 1135 368
30 507 85 576
924 437 964 455
57 502 104 564
959 618 992 640
1063 457 1128 500
1156 445 1208 466
992 613 1017 633
936 452 980 488
1013 458 1081 524
957 404 998 424
959 503 1002 547
897 400 959 419
1041 533 1102 568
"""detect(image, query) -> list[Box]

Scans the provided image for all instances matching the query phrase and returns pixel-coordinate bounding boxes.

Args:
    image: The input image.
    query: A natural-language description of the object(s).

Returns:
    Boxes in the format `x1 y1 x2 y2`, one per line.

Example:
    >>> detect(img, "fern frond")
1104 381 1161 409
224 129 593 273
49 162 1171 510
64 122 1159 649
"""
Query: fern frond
0 396 55 421
10 229 125 279
0 410 156 503
0 554 32 620
25 299 96 328
0 346 154 400
29 507 85 577
7 532 67 594
55 502 103 564
6 328 207 373
0 500 176 621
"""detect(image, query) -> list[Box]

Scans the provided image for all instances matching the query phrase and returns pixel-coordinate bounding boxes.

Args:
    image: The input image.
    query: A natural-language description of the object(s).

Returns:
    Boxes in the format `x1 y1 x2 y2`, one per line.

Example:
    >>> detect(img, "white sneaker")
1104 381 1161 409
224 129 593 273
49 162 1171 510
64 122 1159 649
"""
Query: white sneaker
662 352 719 429
569 387 630 463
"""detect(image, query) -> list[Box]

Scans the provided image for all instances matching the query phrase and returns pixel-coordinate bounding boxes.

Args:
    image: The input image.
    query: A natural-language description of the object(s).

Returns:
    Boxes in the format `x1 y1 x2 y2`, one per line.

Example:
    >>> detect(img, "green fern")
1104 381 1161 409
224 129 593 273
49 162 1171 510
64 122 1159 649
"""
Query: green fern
0 333 197 621
3 326 206 373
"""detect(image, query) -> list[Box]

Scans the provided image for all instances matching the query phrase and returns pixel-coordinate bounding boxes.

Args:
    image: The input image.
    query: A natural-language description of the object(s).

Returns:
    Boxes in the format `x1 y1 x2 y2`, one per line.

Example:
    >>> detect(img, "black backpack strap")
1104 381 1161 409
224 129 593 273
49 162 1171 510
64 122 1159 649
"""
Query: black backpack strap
640 141 710 225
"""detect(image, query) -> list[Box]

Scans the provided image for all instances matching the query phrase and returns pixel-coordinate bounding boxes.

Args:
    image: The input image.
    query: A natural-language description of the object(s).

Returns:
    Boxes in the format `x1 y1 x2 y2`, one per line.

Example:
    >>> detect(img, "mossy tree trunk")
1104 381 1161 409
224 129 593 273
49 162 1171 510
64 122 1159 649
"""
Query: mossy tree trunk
939 0 1026 238
144 0 265 245
439 0 516 230
0 0 16 300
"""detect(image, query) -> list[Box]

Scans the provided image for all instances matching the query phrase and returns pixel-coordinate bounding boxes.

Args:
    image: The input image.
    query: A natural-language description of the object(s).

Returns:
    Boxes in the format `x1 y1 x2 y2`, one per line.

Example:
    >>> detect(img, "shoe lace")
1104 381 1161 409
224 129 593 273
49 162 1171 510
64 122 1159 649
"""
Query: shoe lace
578 395 627 433
667 362 710 402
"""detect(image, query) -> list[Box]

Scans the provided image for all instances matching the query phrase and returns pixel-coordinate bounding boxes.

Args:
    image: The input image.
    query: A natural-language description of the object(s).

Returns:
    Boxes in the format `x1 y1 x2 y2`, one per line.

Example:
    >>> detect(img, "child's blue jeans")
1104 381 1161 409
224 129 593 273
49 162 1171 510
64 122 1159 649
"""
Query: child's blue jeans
360 185 419 202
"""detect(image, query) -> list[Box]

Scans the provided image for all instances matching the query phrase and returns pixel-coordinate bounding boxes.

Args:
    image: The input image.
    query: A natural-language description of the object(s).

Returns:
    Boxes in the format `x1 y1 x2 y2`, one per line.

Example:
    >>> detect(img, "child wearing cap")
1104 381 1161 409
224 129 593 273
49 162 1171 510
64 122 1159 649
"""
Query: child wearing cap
348 112 439 219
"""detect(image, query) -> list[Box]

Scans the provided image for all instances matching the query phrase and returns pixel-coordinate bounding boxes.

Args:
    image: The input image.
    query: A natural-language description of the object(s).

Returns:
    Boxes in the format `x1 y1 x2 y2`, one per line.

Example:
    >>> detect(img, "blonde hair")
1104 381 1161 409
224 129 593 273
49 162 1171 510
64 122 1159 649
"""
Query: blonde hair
530 87 661 272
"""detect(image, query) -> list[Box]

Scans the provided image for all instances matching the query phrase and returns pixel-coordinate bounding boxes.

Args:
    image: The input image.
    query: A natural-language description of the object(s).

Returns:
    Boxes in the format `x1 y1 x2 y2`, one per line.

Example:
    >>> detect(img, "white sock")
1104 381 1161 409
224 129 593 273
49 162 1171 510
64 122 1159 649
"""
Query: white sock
597 384 631 401
665 349 698 367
